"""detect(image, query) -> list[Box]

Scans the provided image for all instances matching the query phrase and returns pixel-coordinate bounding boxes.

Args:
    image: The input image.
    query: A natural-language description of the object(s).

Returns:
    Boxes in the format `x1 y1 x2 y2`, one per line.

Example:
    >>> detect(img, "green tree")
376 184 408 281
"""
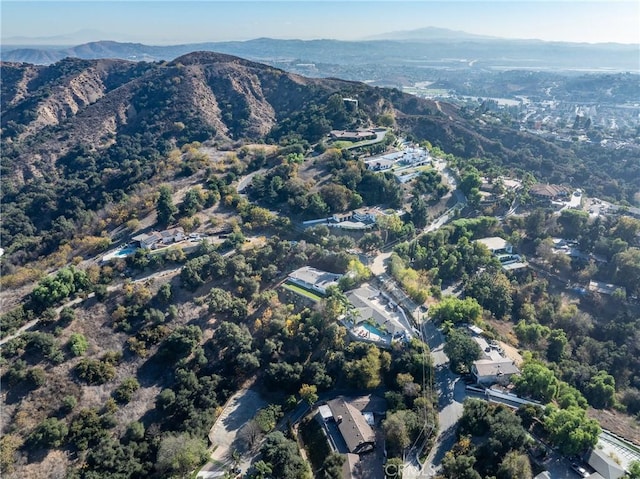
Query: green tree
260 431 311 479
114 377 140 404
442 452 481 479
513 360 559 403
584 371 616 409
383 410 418 457
546 329 569 363
544 406 601 455
430 296 482 324
68 333 89 356
321 452 344 479
465 271 513 319
497 451 532 479
29 418 68 448
299 384 318 406
444 329 482 373
156 433 209 478
614 247 640 295
627 461 640 479
558 209 589 239
157 185 177 227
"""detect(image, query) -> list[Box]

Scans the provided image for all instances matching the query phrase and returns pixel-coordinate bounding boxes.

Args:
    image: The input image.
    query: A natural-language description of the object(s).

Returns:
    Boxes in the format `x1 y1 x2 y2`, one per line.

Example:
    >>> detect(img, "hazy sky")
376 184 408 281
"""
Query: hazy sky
2 1 639 45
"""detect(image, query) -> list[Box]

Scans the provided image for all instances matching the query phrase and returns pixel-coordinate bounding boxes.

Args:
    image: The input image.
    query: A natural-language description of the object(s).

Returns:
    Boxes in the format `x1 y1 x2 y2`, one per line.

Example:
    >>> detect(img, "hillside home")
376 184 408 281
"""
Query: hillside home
330 129 377 141
476 237 513 255
287 267 342 295
326 398 376 454
471 359 520 386
132 227 184 250
530 183 571 201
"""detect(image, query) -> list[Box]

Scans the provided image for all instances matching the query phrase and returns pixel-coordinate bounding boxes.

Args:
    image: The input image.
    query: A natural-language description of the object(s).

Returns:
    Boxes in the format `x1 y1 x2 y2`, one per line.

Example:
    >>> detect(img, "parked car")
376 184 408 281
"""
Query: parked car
571 463 589 478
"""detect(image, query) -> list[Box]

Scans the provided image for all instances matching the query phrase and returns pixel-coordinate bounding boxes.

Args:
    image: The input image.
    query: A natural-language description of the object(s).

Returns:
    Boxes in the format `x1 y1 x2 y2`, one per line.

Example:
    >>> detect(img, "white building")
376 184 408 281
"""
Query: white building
287 267 342 295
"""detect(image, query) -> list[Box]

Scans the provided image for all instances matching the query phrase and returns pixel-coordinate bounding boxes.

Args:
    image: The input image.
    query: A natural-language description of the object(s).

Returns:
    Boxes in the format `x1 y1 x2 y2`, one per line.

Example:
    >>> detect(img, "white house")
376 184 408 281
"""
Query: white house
471 358 520 386
476 237 513 255
132 227 185 250
287 267 342 295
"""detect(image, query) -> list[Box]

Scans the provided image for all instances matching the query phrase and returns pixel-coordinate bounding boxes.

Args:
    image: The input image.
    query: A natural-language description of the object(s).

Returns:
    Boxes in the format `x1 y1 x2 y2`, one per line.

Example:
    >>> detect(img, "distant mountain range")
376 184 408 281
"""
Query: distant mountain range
2 33 638 73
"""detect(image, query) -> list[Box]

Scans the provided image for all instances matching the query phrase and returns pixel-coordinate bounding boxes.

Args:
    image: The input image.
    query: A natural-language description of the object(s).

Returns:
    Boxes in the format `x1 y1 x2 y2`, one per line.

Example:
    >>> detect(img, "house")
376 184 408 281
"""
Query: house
131 227 185 250
330 129 377 141
476 237 513 255
586 448 626 479
530 183 571 201
326 398 376 454
287 267 343 295
588 280 626 297
471 358 520 386
346 285 409 338
476 237 528 271
327 207 380 230
131 232 163 249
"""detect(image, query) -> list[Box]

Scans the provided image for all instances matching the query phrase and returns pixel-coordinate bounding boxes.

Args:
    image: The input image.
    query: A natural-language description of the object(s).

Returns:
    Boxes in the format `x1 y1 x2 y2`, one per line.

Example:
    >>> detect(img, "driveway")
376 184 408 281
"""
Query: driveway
198 387 267 478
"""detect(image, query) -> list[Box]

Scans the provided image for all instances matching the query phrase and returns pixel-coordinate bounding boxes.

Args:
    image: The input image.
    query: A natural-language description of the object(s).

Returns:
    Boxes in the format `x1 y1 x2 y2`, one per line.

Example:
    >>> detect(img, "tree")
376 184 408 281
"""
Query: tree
411 196 429 229
359 232 383 252
29 418 68 448
444 329 482 373
156 433 209 478
614 247 640 295
68 333 89 356
513 360 559 403
181 187 204 216
260 431 311 479
465 271 513 319
627 461 640 479
114 377 140 404
497 451 532 479
429 296 482 324
321 452 344 479
377 213 405 243
344 345 383 389
546 329 569 363
584 371 616 409
544 406 600 455
157 185 177 227
299 384 318 406
558 209 589 239
383 410 418 457
442 452 482 479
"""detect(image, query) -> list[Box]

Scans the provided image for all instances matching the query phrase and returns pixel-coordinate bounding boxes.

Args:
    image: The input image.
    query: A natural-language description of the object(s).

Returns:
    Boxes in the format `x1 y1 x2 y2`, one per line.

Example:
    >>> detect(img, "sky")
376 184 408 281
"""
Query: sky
2 1 639 45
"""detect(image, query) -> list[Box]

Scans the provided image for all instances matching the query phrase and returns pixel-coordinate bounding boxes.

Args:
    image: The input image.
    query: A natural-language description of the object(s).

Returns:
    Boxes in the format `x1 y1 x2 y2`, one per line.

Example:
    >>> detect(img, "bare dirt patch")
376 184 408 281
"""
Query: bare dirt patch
588 408 640 446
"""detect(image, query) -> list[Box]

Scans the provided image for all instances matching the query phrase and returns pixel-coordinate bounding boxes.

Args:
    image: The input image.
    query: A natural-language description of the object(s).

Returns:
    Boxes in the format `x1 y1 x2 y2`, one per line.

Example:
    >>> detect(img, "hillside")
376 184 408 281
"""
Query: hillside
2 51 589 267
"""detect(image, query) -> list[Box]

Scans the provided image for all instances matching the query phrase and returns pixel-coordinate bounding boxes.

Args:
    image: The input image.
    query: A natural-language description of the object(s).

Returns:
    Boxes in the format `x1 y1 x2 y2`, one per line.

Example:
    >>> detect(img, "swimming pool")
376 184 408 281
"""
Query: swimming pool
362 322 385 337
114 247 136 258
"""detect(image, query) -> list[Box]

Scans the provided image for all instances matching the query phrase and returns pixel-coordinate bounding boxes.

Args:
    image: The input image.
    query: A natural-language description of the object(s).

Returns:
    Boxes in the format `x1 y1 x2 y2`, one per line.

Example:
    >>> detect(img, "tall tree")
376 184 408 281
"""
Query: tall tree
157 185 177 227
444 329 482 373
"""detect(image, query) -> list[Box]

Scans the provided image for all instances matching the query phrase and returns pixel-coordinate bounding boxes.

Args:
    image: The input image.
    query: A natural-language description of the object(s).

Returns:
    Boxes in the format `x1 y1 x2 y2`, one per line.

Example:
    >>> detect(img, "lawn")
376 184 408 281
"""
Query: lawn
282 282 323 302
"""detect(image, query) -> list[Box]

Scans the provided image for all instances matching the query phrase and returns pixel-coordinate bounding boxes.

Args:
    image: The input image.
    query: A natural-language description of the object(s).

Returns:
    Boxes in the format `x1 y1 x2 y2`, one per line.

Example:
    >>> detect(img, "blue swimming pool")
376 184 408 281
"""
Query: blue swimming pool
114 247 136 258
362 322 385 337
